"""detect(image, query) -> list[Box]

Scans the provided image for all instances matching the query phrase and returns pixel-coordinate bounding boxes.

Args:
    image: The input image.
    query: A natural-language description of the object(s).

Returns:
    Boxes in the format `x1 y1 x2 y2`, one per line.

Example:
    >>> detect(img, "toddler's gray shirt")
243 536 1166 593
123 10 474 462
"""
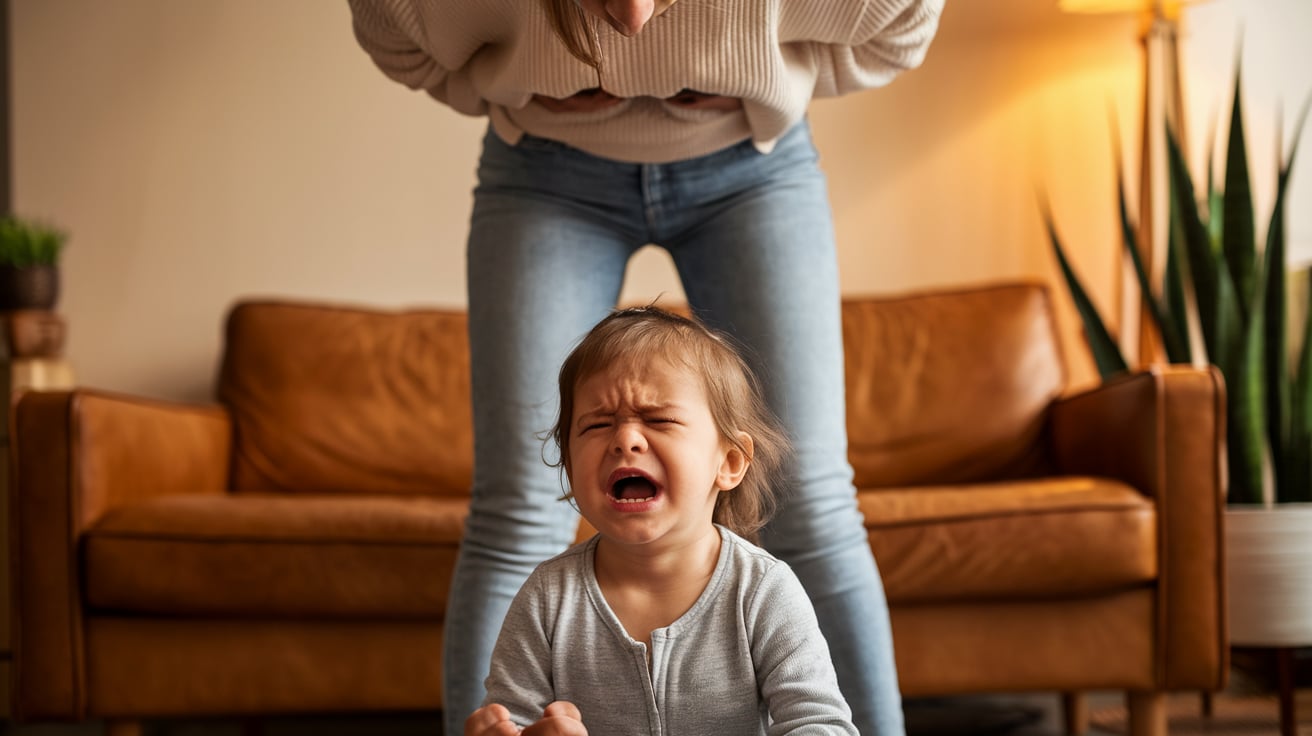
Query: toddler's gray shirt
483 525 859 735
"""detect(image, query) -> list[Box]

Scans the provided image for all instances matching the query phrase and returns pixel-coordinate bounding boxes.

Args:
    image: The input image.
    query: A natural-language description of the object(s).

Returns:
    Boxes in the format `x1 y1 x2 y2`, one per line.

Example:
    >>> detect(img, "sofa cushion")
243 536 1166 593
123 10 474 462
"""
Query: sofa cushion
843 282 1066 487
218 301 473 496
84 494 468 617
862 477 1156 604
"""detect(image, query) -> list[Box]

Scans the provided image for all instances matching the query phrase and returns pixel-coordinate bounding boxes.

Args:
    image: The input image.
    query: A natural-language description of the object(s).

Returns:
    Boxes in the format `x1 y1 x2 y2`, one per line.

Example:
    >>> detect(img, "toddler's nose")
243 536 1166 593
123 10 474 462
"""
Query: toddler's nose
613 423 648 454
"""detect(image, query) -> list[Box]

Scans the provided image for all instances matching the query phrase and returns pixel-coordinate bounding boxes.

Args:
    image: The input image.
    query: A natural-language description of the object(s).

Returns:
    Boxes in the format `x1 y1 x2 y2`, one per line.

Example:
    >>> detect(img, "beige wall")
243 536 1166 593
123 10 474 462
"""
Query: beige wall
11 0 1310 403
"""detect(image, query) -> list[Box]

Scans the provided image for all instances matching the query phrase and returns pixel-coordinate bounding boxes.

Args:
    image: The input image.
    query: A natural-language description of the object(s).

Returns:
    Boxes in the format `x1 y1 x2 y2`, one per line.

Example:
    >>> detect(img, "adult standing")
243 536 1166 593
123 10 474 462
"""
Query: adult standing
346 1 943 733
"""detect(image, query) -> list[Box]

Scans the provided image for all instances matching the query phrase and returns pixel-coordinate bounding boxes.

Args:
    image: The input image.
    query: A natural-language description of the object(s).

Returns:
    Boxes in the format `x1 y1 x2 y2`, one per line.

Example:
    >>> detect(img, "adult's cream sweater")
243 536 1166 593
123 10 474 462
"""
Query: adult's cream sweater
348 0 944 163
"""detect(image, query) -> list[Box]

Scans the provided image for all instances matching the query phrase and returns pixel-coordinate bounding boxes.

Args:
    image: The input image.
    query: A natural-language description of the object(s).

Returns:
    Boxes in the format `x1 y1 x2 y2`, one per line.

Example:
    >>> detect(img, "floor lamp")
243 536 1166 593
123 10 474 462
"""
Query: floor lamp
1059 0 1206 366
1 0 10 217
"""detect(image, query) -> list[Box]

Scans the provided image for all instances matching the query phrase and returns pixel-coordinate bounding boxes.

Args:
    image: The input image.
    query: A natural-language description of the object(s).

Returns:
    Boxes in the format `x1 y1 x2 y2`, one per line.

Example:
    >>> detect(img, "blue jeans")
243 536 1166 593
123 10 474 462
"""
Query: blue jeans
444 121 904 736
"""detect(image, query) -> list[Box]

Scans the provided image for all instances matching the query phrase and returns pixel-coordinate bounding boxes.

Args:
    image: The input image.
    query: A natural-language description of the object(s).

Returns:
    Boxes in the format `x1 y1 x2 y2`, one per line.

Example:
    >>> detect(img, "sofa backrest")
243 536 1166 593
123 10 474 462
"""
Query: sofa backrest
219 301 474 496
218 281 1067 497
842 281 1067 488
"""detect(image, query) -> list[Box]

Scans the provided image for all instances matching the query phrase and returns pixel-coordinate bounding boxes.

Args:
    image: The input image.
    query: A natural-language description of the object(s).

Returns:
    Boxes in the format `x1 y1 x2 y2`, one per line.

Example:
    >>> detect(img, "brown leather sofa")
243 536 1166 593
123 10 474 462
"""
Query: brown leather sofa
7 281 1226 735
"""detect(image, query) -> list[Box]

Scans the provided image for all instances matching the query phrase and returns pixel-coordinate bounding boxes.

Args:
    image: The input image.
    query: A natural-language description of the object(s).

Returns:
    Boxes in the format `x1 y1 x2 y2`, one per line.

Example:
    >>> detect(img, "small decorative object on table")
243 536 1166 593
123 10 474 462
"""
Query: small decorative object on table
0 214 66 312
0 214 69 358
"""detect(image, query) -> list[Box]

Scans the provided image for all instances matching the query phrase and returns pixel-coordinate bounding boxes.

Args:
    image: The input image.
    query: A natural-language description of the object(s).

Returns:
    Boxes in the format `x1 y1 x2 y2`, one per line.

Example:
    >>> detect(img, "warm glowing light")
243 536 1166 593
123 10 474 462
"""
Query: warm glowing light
1058 0 1202 16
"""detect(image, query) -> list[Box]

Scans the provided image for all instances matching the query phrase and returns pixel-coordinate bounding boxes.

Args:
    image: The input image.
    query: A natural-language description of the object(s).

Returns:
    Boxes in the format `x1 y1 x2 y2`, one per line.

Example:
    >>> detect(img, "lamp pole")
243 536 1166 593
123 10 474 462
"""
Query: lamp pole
1134 0 1189 366
1058 0 1200 366
1 0 10 217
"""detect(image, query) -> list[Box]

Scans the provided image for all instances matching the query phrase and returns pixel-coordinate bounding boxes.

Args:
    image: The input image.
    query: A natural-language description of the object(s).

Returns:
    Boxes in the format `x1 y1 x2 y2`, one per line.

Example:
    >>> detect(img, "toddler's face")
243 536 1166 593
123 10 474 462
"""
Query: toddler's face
567 358 747 550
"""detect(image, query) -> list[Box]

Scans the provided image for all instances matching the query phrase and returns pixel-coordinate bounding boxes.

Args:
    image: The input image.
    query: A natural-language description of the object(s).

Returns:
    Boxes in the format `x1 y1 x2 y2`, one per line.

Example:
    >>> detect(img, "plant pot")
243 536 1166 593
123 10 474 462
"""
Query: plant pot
0 264 59 311
4 310 67 357
1226 504 1312 646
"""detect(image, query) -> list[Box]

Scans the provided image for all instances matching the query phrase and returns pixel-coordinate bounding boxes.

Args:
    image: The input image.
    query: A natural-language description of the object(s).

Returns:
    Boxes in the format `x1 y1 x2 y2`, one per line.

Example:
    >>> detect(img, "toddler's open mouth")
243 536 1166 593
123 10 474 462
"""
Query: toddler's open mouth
608 471 659 504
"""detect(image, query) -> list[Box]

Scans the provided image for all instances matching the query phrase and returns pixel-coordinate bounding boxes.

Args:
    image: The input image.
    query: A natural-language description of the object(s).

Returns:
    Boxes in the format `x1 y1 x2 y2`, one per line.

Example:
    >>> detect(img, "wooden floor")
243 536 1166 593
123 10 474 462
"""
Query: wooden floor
0 692 1130 736
0 687 1301 736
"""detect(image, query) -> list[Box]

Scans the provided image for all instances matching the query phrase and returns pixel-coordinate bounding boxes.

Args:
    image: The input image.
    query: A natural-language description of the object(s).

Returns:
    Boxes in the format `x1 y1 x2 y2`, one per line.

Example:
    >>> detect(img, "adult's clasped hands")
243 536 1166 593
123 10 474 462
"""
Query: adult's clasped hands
465 701 589 736
533 88 743 113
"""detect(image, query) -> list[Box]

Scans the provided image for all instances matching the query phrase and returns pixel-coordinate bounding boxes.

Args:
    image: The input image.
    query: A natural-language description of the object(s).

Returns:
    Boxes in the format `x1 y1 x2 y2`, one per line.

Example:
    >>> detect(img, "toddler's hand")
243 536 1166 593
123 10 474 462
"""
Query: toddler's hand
465 701 587 736
523 701 588 736
464 703 522 736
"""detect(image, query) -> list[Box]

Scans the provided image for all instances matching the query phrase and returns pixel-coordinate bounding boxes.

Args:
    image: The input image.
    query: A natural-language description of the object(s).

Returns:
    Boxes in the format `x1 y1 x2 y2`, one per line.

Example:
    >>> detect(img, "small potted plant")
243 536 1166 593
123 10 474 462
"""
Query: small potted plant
0 214 67 311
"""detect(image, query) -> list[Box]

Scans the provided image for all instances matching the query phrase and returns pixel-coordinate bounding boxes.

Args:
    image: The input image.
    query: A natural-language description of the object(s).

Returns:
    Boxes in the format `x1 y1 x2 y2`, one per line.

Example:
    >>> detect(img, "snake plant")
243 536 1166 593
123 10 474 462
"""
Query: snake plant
1044 64 1312 506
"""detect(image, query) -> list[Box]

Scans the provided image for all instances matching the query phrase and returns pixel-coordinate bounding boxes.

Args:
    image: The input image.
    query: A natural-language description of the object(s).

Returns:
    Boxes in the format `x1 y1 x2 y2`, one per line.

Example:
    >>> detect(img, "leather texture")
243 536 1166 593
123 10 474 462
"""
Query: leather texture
85 619 443 717
6 281 1227 722
218 301 473 497
85 494 466 617
842 283 1065 487
892 590 1157 695
863 478 1157 603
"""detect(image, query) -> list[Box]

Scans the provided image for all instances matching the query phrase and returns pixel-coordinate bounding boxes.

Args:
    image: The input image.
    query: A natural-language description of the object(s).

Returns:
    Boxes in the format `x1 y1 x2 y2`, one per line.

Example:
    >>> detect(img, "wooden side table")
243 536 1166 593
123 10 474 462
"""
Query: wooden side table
1274 647 1301 736
1203 648 1308 736
0 312 75 720
1224 507 1312 736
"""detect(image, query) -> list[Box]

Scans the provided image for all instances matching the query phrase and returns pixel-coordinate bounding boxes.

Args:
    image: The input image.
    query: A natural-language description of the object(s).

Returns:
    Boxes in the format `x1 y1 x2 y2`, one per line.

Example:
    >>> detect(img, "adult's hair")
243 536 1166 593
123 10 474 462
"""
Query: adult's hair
550 306 791 541
542 0 603 69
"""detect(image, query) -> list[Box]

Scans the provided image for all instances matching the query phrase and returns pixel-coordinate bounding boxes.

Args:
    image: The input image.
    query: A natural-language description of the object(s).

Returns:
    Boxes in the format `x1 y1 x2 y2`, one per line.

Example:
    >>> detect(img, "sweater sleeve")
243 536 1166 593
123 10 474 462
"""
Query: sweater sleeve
346 0 490 115
750 563 861 735
800 0 945 98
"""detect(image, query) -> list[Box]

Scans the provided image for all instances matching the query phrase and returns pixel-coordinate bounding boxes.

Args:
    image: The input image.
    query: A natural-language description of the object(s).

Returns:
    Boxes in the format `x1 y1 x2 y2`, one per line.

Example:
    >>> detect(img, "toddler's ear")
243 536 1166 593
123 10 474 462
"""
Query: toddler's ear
716 432 753 491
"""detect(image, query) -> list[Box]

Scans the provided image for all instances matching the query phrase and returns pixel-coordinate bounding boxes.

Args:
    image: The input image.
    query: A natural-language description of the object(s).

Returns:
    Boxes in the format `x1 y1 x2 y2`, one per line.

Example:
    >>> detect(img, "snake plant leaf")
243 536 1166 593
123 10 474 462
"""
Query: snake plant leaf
1272 97 1312 502
1213 251 1255 502
1115 145 1190 363
1168 129 1223 361
1206 110 1219 203
1229 247 1268 505
1041 197 1129 378
1288 265 1312 503
1165 195 1193 364
1170 124 1252 500
1207 114 1223 246
1223 69 1258 322
1264 160 1290 498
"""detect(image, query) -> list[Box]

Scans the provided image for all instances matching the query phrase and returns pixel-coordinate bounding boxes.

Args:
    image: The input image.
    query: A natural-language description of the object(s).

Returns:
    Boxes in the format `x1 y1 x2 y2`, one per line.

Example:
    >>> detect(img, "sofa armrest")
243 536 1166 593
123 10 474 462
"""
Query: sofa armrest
9 389 232 719
1049 365 1227 690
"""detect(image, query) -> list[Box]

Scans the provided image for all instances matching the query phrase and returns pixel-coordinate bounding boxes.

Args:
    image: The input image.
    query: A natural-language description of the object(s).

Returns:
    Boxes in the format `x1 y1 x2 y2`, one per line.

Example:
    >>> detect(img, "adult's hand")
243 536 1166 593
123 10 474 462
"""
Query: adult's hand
533 88 623 113
665 89 743 111
535 87 741 113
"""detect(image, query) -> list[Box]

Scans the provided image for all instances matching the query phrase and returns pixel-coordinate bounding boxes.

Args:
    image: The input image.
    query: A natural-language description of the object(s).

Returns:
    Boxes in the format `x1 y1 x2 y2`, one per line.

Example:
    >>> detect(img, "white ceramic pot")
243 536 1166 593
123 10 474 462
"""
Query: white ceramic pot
1226 504 1312 646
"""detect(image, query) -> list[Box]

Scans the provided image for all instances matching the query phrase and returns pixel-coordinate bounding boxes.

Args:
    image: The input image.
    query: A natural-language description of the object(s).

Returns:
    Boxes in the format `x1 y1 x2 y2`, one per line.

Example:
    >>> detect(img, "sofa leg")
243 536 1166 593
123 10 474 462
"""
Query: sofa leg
1062 691 1089 735
105 720 144 736
1127 691 1166 736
